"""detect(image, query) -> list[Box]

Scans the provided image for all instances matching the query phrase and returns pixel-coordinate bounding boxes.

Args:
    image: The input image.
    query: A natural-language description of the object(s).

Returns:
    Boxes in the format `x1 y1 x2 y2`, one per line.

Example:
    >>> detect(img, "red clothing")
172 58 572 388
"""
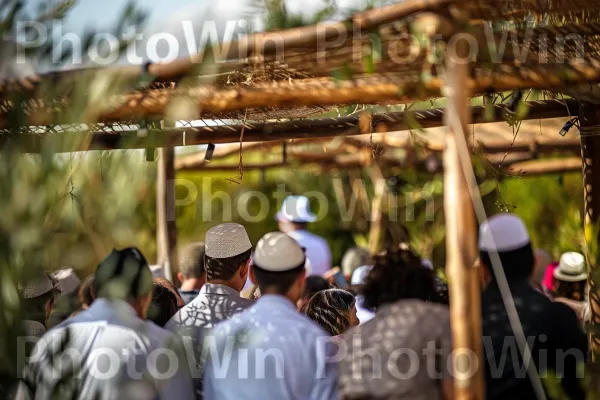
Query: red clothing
542 262 559 291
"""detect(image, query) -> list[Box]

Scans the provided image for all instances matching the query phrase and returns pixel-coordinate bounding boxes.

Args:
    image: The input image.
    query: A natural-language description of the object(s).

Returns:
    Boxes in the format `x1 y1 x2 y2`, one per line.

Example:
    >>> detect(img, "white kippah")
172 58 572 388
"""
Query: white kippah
52 268 81 295
19 273 55 299
479 213 530 252
205 223 252 258
253 232 305 272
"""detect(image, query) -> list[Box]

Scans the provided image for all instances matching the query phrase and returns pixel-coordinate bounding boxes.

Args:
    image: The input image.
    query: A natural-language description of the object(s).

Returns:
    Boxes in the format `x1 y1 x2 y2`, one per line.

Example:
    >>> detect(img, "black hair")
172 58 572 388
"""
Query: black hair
78 276 95 308
147 279 179 327
479 243 534 281
22 290 56 326
179 242 206 280
93 247 153 301
252 264 305 295
205 248 252 281
300 289 356 336
362 245 444 311
301 275 331 300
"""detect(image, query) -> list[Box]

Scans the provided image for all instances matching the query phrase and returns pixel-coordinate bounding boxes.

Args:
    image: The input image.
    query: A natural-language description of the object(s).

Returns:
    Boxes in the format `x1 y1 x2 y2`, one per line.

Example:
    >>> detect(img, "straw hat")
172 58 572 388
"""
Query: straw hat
554 252 587 282
253 232 305 271
205 223 252 259
276 195 317 223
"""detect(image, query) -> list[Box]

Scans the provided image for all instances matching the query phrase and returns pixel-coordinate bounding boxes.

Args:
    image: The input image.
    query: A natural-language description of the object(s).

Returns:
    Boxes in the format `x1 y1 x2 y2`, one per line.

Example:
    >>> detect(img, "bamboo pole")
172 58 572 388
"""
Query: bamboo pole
156 120 180 285
6 99 577 153
579 101 600 361
506 157 582 176
443 26 483 400
367 164 387 254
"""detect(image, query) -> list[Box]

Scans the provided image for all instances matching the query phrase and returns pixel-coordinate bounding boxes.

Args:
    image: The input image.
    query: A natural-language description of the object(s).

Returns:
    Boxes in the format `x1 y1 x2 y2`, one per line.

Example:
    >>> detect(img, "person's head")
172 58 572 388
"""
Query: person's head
93 247 153 319
154 277 185 309
297 275 331 309
251 232 306 303
341 247 371 280
147 279 180 327
300 289 358 336
78 276 95 309
553 252 587 301
350 264 372 294
361 244 441 311
276 195 316 233
531 249 552 288
204 223 252 292
478 214 534 283
19 272 60 326
177 242 206 290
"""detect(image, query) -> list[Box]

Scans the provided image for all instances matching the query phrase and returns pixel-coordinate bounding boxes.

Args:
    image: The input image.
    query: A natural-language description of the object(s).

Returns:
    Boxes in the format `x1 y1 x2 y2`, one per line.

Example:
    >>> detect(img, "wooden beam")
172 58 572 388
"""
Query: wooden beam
505 157 582 176
7 99 578 153
156 121 179 285
579 101 600 361
443 29 483 400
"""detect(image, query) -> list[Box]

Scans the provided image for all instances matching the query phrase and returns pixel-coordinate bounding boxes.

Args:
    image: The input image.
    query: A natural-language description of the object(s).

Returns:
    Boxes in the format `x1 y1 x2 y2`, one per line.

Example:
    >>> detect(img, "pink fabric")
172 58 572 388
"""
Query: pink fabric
542 262 559 291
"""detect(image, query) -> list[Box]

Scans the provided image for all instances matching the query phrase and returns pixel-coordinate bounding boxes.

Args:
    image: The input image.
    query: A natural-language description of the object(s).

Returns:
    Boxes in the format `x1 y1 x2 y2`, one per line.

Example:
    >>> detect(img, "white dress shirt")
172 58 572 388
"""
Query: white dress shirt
202 294 338 400
20 298 194 400
286 230 332 276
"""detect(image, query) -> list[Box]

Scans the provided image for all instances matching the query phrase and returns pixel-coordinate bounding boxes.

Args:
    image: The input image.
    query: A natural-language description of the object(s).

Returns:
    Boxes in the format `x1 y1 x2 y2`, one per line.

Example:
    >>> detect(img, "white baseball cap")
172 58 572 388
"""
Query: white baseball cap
351 265 373 285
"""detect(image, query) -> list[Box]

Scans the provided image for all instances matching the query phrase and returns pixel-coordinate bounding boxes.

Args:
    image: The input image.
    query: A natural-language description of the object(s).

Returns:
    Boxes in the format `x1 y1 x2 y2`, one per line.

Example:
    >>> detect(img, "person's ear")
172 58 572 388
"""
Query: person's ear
240 259 251 280
134 293 152 320
177 272 184 284
250 264 257 285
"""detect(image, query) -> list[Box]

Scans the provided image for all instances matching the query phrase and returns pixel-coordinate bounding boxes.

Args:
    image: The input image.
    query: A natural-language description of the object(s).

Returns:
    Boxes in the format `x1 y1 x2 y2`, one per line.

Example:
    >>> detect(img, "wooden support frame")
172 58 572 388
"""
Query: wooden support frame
579 101 600 360
8 99 577 154
442 25 484 400
156 121 180 284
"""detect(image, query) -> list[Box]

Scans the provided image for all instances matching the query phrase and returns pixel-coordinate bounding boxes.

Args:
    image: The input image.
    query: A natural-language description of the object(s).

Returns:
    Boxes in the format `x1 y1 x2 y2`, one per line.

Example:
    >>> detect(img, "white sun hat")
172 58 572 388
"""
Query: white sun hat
350 265 372 285
253 232 306 272
554 252 587 282
276 195 317 223
478 213 531 252
205 223 252 259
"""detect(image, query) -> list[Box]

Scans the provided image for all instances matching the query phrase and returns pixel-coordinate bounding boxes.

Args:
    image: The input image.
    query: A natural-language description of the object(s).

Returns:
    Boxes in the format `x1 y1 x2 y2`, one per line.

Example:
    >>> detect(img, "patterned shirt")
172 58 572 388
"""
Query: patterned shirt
338 299 452 400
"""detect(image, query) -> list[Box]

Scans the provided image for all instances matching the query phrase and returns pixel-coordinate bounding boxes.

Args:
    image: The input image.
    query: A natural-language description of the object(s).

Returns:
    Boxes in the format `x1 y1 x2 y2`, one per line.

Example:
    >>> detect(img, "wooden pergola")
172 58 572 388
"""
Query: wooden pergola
3 0 600 398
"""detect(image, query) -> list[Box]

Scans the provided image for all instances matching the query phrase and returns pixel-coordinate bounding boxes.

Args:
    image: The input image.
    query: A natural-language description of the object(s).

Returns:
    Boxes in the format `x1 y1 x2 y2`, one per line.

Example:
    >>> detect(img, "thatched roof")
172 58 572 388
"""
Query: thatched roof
1 0 600 151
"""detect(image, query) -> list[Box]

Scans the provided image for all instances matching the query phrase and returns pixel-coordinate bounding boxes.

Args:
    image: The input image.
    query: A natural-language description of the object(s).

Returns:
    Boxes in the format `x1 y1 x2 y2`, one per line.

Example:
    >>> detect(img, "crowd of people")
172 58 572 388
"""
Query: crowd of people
13 196 590 399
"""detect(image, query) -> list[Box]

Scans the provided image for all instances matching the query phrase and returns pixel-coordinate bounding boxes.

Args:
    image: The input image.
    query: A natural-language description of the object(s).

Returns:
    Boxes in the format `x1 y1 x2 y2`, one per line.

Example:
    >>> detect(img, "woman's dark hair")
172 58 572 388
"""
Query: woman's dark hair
78 276 95 309
147 279 179 327
554 279 587 301
205 249 252 281
300 289 356 336
302 275 331 300
361 245 444 311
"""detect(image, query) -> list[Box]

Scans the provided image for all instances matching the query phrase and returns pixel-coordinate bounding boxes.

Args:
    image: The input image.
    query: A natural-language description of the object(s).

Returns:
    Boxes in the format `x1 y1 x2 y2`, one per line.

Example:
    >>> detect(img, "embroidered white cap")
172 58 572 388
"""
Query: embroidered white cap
479 213 531 252
276 195 317 223
205 223 252 258
52 267 81 295
554 252 587 282
253 232 305 272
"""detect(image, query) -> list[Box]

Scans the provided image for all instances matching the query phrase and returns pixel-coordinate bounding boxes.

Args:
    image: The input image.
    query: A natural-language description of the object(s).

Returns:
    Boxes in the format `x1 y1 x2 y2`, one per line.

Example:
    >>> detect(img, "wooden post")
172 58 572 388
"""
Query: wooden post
156 121 180 285
443 26 484 400
579 101 600 360
367 163 386 255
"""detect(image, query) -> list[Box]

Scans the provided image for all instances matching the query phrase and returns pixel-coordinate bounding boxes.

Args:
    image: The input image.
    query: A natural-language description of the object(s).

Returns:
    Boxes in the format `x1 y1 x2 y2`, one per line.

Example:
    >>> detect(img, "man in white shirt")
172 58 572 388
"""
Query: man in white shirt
277 195 332 276
20 247 194 400
203 232 338 400
166 223 253 333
